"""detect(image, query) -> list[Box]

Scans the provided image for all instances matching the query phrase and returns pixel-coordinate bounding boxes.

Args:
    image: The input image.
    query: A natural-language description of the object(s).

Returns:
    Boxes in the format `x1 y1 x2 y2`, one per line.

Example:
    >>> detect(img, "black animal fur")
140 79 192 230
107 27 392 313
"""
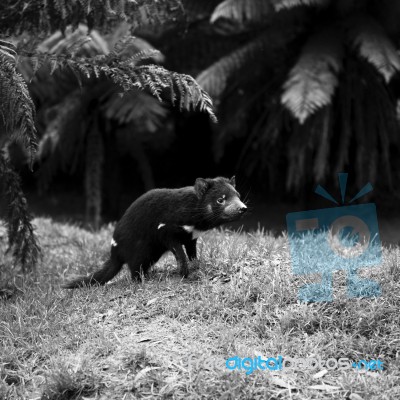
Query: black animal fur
62 176 247 288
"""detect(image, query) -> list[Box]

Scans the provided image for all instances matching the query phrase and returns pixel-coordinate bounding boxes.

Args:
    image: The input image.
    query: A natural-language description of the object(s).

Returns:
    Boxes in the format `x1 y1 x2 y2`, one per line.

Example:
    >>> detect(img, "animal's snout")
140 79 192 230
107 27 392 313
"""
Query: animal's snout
223 199 248 218
236 200 247 214
239 205 247 214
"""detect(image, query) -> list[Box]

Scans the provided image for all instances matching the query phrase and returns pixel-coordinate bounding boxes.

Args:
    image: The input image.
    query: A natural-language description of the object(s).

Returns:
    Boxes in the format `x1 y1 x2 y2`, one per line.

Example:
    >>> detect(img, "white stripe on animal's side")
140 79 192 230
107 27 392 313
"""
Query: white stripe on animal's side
182 225 194 232
158 223 166 229
111 238 118 247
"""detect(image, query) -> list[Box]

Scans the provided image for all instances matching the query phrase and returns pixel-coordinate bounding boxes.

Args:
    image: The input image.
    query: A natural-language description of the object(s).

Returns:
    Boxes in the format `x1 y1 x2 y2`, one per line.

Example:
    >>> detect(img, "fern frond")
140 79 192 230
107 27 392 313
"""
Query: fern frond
37 90 85 169
0 151 40 271
347 16 400 83
96 62 217 121
21 28 214 119
281 28 342 124
102 90 168 130
271 0 330 12
0 50 37 165
196 34 271 101
0 0 185 36
0 40 18 63
112 35 164 64
38 25 109 56
210 0 274 25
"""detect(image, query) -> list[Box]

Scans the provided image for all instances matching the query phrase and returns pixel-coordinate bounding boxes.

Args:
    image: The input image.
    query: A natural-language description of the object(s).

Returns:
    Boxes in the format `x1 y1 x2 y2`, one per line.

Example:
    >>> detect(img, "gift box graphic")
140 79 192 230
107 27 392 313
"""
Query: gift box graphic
286 173 381 302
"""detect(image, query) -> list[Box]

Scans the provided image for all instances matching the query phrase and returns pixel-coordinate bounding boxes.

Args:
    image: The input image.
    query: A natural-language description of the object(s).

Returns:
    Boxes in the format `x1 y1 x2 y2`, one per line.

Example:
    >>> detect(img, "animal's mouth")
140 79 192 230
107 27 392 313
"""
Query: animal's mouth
223 209 247 222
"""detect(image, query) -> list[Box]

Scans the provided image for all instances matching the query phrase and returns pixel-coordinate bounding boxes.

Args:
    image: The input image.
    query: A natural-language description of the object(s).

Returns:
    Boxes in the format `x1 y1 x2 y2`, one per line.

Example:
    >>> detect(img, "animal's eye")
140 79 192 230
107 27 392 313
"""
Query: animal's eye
217 197 225 205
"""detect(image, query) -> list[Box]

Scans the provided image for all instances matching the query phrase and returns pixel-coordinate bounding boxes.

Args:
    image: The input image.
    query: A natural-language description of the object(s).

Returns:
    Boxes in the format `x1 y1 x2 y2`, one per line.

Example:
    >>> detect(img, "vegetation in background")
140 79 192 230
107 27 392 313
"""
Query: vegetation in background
0 0 217 270
178 0 400 191
21 25 175 229
3 0 400 270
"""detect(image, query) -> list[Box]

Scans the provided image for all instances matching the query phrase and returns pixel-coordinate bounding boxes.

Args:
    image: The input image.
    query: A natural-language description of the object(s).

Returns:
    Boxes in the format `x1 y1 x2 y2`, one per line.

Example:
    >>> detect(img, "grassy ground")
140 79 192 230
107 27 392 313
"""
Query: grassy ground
0 218 399 399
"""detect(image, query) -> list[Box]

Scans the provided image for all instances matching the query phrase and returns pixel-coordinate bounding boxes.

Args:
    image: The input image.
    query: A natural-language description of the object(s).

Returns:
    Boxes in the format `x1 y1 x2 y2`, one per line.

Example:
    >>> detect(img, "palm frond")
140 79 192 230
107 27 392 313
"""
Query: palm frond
281 28 342 123
210 0 274 24
347 16 400 83
272 0 330 12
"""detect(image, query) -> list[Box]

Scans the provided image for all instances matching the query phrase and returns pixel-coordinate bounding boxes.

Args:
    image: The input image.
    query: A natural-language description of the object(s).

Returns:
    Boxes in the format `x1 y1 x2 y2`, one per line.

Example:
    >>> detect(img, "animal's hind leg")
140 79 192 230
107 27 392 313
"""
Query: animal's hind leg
127 246 163 281
128 257 153 281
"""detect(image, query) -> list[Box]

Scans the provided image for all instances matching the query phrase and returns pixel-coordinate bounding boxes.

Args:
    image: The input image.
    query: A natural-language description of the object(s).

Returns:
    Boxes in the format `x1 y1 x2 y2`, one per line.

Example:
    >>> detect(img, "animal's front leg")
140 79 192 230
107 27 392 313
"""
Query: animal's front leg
171 244 189 277
158 226 190 277
184 239 197 261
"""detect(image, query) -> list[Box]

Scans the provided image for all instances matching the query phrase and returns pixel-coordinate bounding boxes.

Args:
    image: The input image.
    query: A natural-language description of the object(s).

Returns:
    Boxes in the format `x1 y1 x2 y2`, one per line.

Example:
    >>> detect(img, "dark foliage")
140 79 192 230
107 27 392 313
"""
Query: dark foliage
0 0 217 270
0 151 40 271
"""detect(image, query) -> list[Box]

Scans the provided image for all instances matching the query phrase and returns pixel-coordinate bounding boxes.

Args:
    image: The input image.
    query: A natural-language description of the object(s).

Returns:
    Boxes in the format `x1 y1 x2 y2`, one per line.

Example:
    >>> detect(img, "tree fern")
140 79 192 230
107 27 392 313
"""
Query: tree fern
25 26 201 228
193 0 400 194
37 25 109 56
197 35 270 101
102 90 167 128
0 1 218 270
181 0 222 20
210 0 274 25
281 28 343 123
347 16 400 83
36 90 86 192
0 0 185 35
271 0 330 12
85 116 104 230
20 49 217 122
0 151 40 271
0 44 37 166
313 107 331 182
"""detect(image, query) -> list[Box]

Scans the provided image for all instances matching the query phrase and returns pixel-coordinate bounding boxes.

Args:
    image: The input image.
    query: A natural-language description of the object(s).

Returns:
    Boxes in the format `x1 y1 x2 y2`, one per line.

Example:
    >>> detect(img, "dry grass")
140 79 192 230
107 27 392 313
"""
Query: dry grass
0 218 399 399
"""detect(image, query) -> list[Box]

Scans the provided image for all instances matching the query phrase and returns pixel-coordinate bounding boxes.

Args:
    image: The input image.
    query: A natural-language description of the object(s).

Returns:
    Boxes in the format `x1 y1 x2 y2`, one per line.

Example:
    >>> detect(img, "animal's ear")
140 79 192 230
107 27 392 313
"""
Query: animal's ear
194 178 209 198
229 176 236 188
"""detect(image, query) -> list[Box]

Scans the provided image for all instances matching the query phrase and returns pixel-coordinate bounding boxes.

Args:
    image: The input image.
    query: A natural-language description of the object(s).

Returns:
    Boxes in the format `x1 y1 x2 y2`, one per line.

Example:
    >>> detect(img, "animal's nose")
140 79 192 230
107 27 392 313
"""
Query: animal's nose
239 206 247 214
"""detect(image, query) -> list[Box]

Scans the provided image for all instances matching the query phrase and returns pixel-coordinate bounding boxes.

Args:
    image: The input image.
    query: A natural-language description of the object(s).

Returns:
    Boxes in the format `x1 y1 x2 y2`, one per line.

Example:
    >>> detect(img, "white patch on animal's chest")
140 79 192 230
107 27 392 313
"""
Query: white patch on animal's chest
111 238 118 247
158 223 166 229
182 225 202 239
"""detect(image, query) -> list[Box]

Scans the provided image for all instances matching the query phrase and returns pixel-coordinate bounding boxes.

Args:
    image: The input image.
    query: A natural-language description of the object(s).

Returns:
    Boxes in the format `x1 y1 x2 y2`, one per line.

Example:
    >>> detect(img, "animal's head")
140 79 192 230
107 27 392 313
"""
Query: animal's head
194 176 247 223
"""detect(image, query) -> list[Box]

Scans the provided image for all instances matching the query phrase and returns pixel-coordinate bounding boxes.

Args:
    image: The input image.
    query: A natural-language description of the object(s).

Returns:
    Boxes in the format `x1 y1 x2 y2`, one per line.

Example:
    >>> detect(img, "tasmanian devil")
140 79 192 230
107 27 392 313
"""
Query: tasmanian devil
62 176 247 288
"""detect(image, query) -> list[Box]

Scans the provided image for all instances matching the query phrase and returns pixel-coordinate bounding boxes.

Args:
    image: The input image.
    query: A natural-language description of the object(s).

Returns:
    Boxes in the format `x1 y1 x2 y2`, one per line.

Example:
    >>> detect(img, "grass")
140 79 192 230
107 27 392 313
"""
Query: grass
0 217 399 399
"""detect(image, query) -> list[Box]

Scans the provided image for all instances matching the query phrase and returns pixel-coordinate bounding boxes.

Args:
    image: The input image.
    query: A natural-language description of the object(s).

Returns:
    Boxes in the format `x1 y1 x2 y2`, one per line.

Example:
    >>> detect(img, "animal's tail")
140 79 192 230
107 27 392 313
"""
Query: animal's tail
62 254 123 289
